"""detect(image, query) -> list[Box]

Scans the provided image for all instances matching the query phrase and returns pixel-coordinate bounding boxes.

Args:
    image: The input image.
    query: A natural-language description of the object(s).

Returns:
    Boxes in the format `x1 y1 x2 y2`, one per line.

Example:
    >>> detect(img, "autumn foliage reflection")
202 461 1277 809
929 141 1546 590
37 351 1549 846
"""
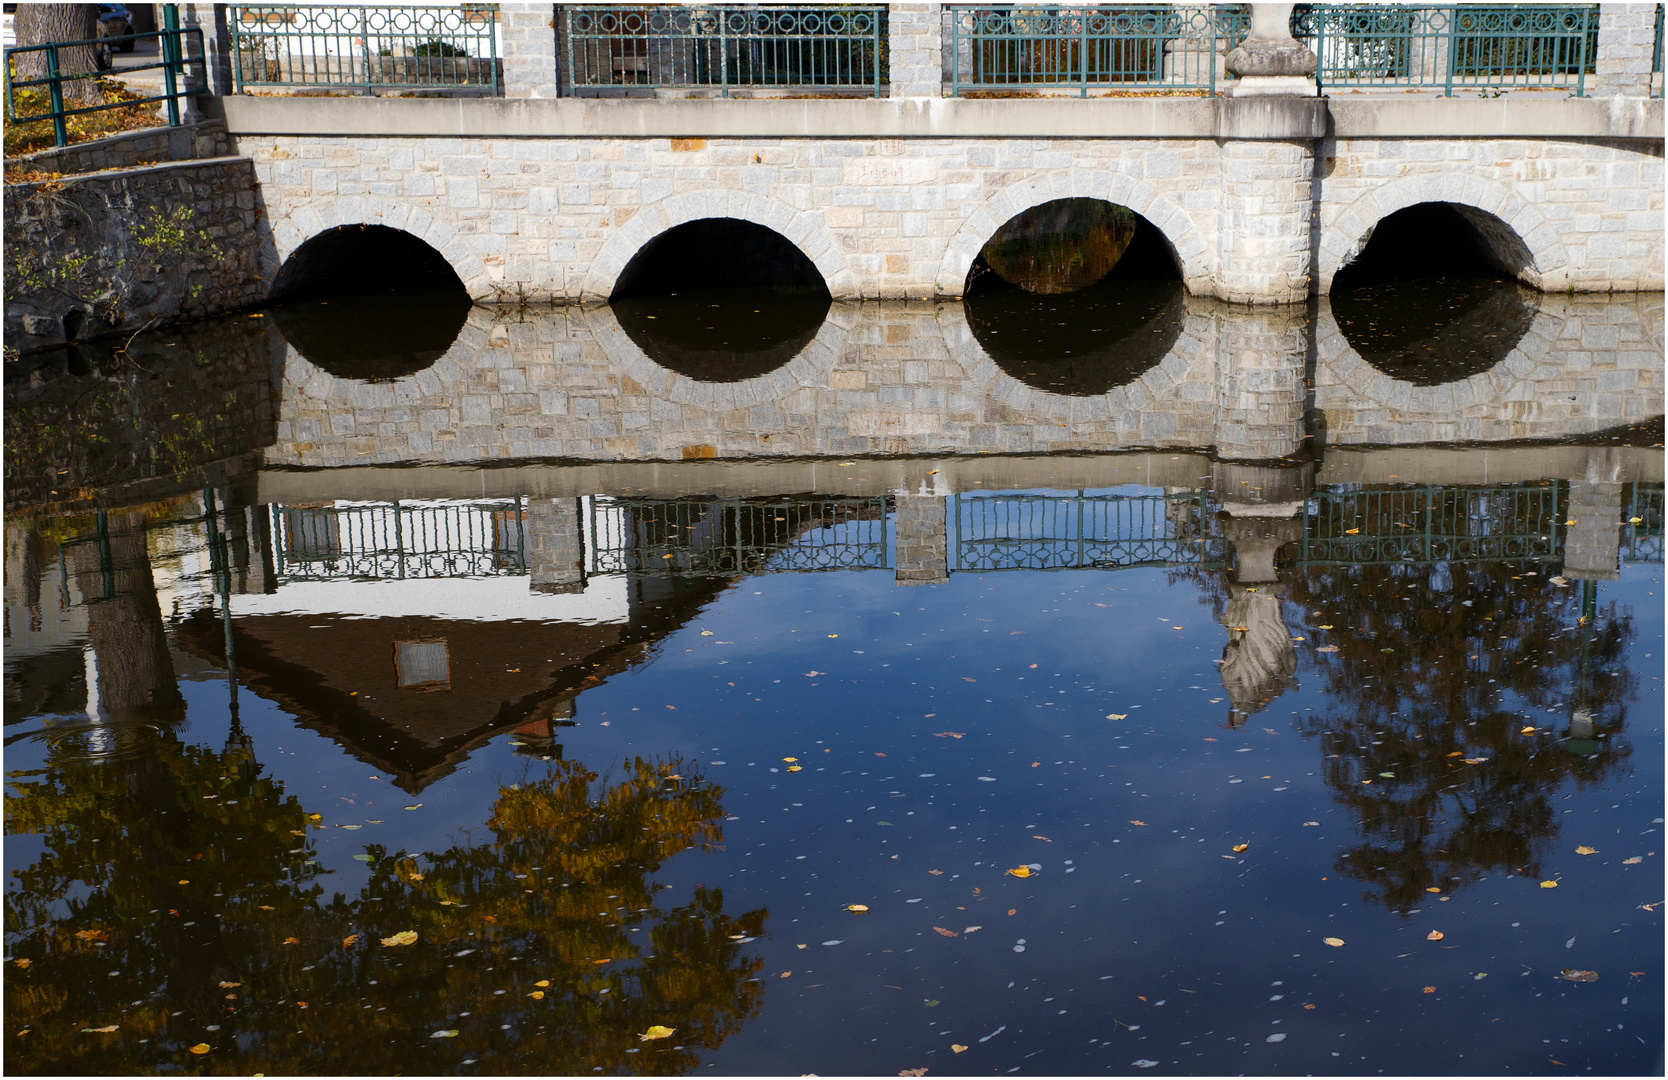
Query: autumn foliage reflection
4 753 765 1075
1287 562 1636 912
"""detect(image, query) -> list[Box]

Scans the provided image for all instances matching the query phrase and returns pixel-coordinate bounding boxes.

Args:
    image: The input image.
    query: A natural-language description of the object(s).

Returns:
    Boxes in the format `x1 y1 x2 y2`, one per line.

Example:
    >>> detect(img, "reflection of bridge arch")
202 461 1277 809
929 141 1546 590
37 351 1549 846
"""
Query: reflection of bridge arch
936 176 1211 297
1312 300 1569 445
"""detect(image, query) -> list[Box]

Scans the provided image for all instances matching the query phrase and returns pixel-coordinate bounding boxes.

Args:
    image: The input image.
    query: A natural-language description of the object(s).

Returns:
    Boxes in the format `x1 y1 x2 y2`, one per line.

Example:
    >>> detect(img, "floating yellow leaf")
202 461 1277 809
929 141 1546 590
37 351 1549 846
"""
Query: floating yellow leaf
85 1025 120 1033
282 936 300 945
535 980 551 987
787 765 803 772
1426 887 1441 893
13 958 30 968
1623 856 1642 865
1521 726 1536 735
1318 624 1334 630
700 630 713 636
1539 880 1559 889
1232 843 1250 853
783 757 798 763
528 990 545 1000
639 1025 676 1041
1630 516 1644 524
341 935 360 948
1422 986 1436 994
218 981 242 989
189 1043 210 1054
1324 937 1346 947
431 1029 459 1039
1006 867 1031 878
952 1044 968 1053
1427 930 1444 941
1344 528 1360 535
1575 846 1597 855
847 904 869 913
381 930 419 946
1106 713 1128 720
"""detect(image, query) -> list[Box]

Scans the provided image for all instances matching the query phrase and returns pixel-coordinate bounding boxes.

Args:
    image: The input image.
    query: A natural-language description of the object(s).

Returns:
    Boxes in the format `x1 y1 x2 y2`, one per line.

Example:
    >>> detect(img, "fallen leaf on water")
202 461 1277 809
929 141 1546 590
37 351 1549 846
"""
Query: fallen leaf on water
218 981 242 989
1427 930 1444 941
1558 969 1599 983
189 1042 210 1053
783 757 798 763
258 905 275 911
404 804 423 810
528 990 545 1000
933 927 960 938
1575 846 1597 855
1032 835 1052 842
928 869 943 875
12 958 30 968
1128 820 1147 827
952 1044 968 1053
1232 843 1250 853
1422 986 1436 994
899 1070 928 1077
961 677 977 683
342 935 360 948
1463 757 1488 765
1106 713 1128 720
1539 880 1559 889
1623 856 1642 864
639 1025 676 1041
932 732 965 739
1344 528 1361 534
1318 624 1334 629
431 1029 459 1039
847 905 869 913
1316 645 1340 653
1304 821 1320 827
1426 887 1441 893
74 929 109 942
535 980 551 987
1324 937 1346 947
353 854 373 862
1520 726 1536 735
1006 867 1030 878
381 930 419 946
787 766 803 772
700 630 713 636
1008 908 1017 916
84 1025 120 1034
282 936 300 945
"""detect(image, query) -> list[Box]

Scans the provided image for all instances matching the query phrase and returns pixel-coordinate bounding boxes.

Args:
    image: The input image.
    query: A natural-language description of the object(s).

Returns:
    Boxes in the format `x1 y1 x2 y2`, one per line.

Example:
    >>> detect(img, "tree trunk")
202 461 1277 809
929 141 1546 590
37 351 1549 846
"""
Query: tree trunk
13 5 105 105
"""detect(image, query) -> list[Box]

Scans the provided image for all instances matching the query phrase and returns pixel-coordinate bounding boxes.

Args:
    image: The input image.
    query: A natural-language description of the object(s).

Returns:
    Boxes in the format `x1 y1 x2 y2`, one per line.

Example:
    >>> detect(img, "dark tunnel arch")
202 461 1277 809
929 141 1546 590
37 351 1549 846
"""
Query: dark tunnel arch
266 225 473 382
608 218 832 383
963 198 1187 396
1330 202 1540 386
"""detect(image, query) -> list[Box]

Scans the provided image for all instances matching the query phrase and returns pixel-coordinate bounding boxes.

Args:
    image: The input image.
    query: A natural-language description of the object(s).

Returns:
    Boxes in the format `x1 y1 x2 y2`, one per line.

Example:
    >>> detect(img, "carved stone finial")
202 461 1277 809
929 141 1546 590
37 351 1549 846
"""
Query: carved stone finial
1226 3 1317 97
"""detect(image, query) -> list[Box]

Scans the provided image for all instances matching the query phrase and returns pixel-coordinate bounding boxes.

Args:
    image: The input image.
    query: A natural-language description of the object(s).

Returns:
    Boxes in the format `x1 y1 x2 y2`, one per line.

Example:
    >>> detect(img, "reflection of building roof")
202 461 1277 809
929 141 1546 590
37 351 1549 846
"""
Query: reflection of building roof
172 574 731 793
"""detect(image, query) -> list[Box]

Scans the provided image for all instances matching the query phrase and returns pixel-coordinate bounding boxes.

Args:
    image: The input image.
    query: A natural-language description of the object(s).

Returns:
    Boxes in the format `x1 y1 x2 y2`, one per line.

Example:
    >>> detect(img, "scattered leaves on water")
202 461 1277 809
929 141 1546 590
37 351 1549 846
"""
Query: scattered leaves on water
639 1025 676 1041
1324 937 1345 947
381 930 419 947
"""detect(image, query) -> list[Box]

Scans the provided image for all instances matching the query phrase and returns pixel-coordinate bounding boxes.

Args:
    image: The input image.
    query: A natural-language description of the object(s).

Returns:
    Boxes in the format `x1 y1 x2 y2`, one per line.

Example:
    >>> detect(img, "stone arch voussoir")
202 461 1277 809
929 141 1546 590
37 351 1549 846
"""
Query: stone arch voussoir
934 174 1212 298
579 191 857 301
1318 175 1570 295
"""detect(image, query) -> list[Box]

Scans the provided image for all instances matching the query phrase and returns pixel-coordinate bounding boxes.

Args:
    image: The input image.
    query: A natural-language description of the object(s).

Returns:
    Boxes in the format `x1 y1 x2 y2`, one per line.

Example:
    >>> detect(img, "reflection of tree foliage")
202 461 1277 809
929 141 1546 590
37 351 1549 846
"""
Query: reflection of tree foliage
1285 561 1635 912
4 753 764 1075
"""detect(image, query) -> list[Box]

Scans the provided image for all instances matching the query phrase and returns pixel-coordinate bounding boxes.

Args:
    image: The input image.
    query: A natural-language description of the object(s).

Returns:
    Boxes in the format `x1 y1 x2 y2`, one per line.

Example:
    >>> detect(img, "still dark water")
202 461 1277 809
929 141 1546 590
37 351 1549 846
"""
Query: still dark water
3 282 1664 1077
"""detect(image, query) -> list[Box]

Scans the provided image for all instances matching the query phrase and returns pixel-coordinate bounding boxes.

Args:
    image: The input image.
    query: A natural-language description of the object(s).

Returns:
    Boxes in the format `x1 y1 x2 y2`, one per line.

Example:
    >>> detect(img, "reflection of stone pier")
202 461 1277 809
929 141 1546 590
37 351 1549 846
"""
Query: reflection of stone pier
528 497 587 594
1213 307 1309 460
894 480 949 586
1563 449 1624 582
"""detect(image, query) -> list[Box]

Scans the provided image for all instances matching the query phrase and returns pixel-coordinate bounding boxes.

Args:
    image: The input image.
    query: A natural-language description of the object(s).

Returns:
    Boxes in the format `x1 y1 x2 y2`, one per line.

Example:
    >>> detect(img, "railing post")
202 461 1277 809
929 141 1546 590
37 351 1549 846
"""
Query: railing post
162 5 182 127
1591 2 1655 97
890 3 943 98
503 3 560 99
42 45 68 147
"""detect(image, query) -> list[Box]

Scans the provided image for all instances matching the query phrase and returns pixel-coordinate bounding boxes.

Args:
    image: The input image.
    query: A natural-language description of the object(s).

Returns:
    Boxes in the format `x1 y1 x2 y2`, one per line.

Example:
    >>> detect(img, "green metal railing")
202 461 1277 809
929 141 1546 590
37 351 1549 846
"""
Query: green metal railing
589 496 891 575
1295 484 1564 567
1654 2 1664 98
1295 4 1599 97
1621 483 1664 563
561 5 887 96
947 4 1248 97
228 5 500 94
3 19 204 148
950 490 1228 571
271 500 527 581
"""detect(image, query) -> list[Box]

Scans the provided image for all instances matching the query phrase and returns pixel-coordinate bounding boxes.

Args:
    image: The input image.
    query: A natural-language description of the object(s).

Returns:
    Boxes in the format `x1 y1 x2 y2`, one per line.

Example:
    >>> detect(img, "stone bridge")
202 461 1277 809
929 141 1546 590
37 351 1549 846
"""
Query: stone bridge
179 2 1666 305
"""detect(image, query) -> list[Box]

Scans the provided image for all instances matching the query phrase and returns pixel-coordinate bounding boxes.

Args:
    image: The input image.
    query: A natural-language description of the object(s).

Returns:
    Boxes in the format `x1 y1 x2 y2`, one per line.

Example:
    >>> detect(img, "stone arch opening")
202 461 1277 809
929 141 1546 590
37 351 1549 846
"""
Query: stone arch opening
609 218 832 384
962 198 1185 396
266 224 472 382
1329 203 1539 387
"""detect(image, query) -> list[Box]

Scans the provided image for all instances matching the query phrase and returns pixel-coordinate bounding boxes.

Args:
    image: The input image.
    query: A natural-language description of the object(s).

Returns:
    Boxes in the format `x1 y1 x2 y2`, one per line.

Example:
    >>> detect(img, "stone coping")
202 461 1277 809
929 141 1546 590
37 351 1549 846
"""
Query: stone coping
212 93 1664 140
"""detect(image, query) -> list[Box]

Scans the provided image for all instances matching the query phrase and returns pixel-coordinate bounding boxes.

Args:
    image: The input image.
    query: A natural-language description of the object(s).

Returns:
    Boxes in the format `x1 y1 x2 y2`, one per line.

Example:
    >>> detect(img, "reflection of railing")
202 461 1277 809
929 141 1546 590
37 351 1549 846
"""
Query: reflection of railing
950 490 1227 571
1623 484 1664 563
1295 484 1563 566
229 5 501 94
588 496 890 576
562 5 887 96
948 4 1247 97
1295 4 1598 97
271 500 526 581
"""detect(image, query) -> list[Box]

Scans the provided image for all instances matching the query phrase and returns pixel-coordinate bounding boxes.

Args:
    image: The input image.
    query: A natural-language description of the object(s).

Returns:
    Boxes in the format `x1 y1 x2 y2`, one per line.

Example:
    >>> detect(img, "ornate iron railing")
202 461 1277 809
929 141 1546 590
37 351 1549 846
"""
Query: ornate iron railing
561 5 887 96
1294 484 1564 566
270 499 527 581
589 496 891 576
1654 2 1665 98
1294 4 1598 97
3 20 203 147
947 4 1248 97
228 5 501 94
950 490 1228 571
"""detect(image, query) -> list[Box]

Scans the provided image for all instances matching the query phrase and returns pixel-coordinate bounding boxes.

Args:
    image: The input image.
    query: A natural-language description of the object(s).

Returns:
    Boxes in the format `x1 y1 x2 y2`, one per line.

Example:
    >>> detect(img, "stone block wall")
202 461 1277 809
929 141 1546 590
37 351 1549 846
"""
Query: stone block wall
5 121 231 178
3 156 268 352
1592 3 1662 98
888 3 944 98
502 5 558 99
